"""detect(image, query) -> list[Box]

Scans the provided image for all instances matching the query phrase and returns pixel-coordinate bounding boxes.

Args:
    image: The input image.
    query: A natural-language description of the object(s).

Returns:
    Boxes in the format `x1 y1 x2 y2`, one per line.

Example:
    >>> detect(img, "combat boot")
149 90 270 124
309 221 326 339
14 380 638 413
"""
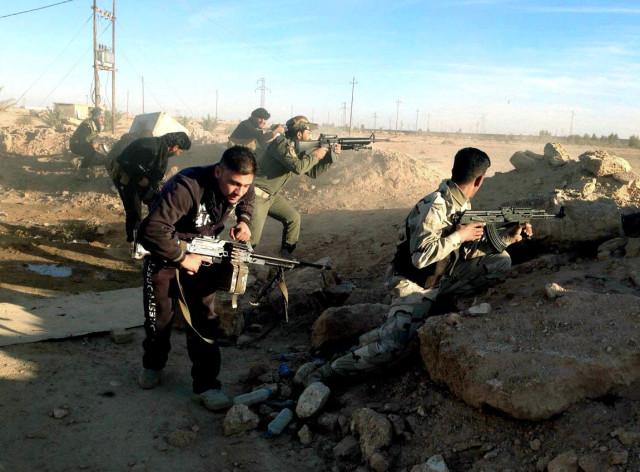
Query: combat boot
138 368 162 389
302 362 335 387
279 243 296 260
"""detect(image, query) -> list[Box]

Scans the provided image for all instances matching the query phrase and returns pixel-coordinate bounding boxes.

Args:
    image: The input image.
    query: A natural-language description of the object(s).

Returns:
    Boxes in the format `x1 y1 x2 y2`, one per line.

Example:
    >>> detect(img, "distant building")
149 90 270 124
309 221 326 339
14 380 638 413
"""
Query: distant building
53 103 94 120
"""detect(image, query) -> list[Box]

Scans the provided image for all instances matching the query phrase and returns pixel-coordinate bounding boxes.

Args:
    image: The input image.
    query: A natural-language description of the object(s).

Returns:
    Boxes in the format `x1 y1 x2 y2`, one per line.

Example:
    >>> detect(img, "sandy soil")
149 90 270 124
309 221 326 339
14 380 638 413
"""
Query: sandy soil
1 107 640 472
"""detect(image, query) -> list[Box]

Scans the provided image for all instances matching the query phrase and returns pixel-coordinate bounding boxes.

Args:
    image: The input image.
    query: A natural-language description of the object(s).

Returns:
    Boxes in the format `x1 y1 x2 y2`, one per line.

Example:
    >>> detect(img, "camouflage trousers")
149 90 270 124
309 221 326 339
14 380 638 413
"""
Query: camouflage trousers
306 252 511 384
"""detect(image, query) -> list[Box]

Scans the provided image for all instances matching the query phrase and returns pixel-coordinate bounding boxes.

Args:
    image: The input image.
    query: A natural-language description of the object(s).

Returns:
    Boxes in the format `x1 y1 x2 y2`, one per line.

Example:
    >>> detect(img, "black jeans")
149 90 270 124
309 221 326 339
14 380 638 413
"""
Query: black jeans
142 257 223 394
73 142 106 168
114 179 160 242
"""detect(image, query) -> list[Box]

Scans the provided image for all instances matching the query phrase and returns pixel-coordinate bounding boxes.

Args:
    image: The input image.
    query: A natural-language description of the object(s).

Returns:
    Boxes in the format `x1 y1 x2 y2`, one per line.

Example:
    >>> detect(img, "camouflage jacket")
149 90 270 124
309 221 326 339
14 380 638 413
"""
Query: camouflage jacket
69 118 99 151
253 135 332 197
395 179 507 274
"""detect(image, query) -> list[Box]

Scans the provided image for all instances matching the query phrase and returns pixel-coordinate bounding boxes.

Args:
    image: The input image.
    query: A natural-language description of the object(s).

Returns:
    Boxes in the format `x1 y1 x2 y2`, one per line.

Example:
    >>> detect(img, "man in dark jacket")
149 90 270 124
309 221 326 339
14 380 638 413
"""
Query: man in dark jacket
227 107 284 153
69 107 106 179
136 145 256 411
114 131 191 246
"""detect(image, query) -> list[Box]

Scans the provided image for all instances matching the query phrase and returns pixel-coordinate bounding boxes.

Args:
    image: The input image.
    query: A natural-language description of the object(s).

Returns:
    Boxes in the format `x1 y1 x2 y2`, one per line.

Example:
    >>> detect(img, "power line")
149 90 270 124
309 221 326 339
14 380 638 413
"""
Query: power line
41 22 112 106
116 18 193 115
16 13 92 104
0 0 74 19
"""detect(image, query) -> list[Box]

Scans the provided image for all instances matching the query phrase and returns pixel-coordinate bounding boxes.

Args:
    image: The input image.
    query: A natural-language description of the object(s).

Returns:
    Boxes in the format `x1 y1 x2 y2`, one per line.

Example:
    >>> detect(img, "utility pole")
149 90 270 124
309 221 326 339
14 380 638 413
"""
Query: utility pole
92 0 116 133
415 108 419 131
348 77 357 136
427 113 430 132
395 99 401 136
569 110 575 136
341 102 347 127
255 77 270 107
372 112 377 130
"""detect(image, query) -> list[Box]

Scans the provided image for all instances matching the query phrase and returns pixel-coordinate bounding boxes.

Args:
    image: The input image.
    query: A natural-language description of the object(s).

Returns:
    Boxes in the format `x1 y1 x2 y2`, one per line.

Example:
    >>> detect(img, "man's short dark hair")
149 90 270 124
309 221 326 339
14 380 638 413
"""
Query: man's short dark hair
451 147 491 184
220 145 257 175
164 132 192 150
251 108 270 120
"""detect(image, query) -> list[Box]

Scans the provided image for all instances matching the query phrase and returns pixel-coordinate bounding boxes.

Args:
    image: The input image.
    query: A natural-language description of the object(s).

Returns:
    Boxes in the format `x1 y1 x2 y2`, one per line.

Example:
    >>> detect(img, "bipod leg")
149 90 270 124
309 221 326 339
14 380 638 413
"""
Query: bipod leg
250 267 281 306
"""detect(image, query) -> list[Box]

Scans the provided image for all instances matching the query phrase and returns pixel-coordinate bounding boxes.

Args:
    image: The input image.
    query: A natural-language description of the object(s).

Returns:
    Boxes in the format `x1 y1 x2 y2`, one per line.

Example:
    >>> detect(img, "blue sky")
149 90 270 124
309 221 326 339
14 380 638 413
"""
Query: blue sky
1 0 639 137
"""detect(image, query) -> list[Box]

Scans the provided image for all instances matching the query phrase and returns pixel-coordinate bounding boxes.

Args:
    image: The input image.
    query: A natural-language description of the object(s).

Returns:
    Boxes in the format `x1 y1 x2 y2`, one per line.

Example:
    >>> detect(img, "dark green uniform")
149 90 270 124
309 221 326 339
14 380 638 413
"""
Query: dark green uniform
69 118 103 168
227 117 274 152
248 135 332 249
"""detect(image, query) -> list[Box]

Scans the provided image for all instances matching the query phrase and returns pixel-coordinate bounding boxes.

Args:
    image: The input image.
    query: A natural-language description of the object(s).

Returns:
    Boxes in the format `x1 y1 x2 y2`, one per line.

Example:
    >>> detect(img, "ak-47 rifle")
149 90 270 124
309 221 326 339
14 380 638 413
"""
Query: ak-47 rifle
185 236 330 320
457 206 565 251
294 133 389 161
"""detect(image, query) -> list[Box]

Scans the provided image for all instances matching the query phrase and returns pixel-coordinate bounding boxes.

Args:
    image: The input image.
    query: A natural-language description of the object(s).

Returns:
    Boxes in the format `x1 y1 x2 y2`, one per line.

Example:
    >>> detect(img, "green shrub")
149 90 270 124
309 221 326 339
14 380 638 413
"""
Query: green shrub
201 113 217 132
104 108 125 129
39 105 64 129
16 115 32 125
630 135 640 148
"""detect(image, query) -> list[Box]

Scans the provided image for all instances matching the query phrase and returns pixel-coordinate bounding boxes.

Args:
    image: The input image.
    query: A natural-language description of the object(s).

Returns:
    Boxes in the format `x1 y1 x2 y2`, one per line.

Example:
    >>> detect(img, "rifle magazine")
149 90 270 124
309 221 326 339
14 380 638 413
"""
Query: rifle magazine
485 223 508 252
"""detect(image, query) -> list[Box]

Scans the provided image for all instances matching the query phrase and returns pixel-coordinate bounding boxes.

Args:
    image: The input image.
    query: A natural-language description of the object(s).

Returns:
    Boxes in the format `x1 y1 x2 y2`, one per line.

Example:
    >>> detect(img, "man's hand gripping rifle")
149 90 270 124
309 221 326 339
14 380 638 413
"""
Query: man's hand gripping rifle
457 206 565 251
295 133 390 162
185 236 330 319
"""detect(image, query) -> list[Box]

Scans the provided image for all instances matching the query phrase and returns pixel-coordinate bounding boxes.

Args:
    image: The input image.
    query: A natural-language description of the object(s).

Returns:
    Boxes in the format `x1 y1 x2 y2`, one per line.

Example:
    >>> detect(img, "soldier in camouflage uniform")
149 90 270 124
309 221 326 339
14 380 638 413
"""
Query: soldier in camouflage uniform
303 147 532 385
248 115 341 257
227 108 284 153
69 107 106 179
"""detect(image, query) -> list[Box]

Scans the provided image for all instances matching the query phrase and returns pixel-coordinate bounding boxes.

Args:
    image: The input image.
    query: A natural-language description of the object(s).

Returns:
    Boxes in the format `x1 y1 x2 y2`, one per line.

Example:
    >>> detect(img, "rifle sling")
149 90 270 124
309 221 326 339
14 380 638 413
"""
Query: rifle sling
175 269 216 345
278 273 289 323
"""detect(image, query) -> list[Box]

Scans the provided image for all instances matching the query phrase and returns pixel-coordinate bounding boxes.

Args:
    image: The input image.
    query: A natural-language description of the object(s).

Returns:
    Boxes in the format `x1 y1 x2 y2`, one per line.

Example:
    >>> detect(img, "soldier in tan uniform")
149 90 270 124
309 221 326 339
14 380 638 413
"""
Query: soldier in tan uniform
227 108 284 152
303 147 532 384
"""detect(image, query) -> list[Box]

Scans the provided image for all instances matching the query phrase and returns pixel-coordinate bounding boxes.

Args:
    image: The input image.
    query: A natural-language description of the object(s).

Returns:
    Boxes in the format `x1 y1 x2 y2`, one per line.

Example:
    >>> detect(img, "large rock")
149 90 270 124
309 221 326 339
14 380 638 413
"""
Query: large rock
509 195 624 244
509 151 537 172
263 257 339 320
296 381 330 418
544 142 575 167
580 150 632 177
417 287 640 420
311 303 389 350
351 408 393 461
222 404 259 436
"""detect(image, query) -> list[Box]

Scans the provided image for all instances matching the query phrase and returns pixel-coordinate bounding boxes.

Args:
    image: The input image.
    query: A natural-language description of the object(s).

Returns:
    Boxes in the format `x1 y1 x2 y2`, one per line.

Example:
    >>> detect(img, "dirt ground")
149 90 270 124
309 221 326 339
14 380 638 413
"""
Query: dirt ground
1 107 640 472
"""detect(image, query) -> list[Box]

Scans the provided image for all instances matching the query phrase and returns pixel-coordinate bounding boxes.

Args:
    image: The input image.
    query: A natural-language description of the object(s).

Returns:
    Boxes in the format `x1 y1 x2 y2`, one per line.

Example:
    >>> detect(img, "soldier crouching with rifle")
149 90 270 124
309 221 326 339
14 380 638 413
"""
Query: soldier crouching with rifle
301 147 534 386
135 145 256 411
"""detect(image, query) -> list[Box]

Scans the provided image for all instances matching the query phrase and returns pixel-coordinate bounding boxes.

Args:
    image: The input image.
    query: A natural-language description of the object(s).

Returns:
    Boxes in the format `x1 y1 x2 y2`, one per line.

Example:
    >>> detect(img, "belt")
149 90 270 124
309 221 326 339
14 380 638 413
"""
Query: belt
254 187 270 199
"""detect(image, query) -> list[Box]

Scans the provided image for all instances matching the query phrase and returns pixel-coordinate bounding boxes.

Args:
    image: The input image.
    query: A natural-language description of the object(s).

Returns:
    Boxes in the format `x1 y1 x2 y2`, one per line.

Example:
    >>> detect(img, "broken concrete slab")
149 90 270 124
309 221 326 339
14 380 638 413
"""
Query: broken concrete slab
0 288 142 346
